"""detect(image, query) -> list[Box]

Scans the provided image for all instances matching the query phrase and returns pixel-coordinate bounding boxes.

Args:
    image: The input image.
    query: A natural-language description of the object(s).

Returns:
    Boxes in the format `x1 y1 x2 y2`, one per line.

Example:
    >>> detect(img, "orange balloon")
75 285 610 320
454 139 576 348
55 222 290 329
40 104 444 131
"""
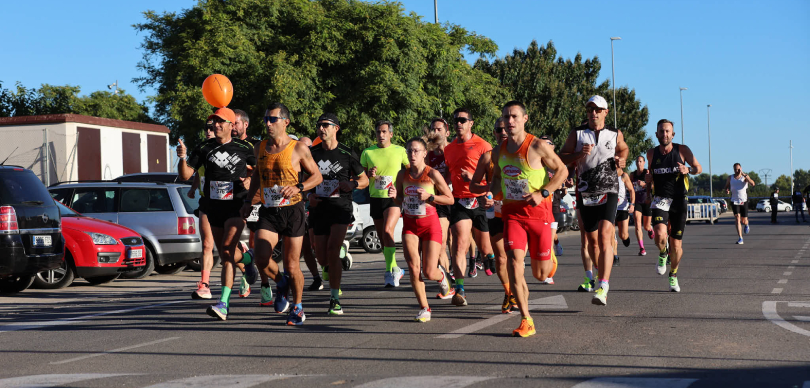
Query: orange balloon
312 136 322 146
201 74 233 108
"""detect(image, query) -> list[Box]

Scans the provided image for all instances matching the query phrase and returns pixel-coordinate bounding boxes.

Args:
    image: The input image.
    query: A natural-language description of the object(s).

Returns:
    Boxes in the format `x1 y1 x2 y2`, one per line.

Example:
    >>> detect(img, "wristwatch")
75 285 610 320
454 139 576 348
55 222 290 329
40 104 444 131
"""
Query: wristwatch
295 183 304 192
428 194 435 203
541 189 550 198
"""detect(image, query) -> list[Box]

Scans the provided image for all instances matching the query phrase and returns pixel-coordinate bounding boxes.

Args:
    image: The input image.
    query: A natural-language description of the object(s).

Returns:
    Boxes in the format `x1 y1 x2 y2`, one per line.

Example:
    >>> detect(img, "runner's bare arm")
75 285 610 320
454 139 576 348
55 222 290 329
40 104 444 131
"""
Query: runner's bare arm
536 139 568 195
743 173 755 187
244 146 262 205
723 176 731 193
288 142 323 198
559 129 589 166
645 148 654 203
343 172 369 192
489 147 503 198
678 145 702 175
188 173 200 199
176 139 195 181
624 173 635 204
429 168 454 206
615 131 629 170
469 151 492 195
390 170 403 206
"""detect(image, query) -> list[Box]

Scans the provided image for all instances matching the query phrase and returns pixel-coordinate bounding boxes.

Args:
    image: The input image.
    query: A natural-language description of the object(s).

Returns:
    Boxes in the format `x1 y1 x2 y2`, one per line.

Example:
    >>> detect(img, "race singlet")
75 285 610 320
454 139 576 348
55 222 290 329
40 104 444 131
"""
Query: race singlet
651 196 673 211
316 179 341 198
581 193 607 207
458 197 479 210
375 175 394 191
263 185 291 208
209 181 234 200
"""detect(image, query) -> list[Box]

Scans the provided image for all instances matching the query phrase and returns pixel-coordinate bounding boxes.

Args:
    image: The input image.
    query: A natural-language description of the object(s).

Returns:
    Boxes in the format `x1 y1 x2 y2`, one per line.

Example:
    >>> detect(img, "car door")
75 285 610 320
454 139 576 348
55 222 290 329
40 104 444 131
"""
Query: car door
118 187 176 240
70 188 119 223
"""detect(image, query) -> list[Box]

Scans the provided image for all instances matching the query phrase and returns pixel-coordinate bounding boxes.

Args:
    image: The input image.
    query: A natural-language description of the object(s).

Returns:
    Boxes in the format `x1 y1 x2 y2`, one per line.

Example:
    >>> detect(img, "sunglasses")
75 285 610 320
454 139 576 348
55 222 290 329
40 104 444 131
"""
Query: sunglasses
316 122 336 129
586 107 606 113
263 116 287 124
454 117 470 124
494 127 506 133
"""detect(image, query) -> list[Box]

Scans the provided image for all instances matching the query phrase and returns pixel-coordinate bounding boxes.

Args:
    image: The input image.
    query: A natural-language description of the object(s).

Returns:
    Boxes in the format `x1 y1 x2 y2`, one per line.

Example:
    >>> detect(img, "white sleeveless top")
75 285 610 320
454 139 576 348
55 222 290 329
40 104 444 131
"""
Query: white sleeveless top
730 175 748 204
574 125 619 195
617 176 630 211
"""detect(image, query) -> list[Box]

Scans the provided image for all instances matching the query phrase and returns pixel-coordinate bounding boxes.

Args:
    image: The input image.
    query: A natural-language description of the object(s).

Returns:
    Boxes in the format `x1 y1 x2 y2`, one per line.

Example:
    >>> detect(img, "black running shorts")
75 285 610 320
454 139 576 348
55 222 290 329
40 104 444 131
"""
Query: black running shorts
732 201 748 217
449 196 489 232
205 198 243 229
634 202 651 217
257 201 307 237
487 216 504 235
615 210 630 223
436 204 451 219
309 199 354 236
651 198 688 240
577 192 619 233
370 197 398 220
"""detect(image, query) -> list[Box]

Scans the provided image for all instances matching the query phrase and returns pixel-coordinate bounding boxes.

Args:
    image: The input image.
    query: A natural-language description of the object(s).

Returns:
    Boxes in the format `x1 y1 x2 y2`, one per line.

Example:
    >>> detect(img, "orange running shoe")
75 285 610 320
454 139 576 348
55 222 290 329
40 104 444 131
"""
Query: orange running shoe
548 250 558 278
512 317 536 337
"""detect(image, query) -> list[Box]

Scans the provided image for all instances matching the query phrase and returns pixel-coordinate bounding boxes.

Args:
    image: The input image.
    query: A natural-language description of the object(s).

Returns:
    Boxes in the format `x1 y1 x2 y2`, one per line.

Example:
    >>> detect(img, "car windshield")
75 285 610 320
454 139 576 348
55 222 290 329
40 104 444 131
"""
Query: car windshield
54 200 80 217
0 170 55 205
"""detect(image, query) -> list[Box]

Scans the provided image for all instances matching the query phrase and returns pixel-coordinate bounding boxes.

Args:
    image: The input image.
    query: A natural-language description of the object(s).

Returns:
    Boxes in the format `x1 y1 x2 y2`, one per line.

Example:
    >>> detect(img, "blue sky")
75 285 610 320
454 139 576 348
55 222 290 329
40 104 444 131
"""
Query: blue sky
3 0 808 184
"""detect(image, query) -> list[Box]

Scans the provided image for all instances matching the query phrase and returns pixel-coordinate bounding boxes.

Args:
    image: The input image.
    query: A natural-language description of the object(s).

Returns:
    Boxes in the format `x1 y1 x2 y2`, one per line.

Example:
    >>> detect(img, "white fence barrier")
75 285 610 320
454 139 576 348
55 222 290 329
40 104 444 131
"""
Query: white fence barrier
687 203 719 224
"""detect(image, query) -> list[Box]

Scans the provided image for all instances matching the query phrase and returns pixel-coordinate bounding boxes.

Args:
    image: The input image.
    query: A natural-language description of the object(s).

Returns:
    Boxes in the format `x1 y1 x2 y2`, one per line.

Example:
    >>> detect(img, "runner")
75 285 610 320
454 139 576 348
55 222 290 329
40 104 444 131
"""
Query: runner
177 107 257 320
308 113 368 315
295 136 325 292
444 108 496 306
389 137 454 322
538 135 563 285
646 119 702 293
722 163 756 243
612 166 635 266
489 101 567 337
470 118 517 313
559 95 629 306
630 156 654 255
425 118 454 283
360 120 410 287
187 120 216 300
241 102 323 325
230 108 259 298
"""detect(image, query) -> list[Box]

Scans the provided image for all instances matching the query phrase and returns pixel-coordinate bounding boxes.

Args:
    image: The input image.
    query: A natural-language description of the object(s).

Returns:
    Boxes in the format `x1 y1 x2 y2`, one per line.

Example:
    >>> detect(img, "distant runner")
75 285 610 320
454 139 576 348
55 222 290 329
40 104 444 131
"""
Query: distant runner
722 163 756 243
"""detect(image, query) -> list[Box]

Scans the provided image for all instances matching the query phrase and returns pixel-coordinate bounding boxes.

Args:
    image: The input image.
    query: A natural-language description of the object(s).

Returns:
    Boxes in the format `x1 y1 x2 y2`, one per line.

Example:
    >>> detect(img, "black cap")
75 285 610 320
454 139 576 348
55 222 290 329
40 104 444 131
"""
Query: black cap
317 113 340 127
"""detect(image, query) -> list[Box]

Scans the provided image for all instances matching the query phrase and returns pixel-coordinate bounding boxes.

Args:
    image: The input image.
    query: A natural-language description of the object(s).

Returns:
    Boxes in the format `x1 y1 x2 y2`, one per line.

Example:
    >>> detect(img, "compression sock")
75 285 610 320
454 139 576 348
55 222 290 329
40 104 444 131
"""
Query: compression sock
331 288 340 299
220 286 232 308
585 270 594 280
622 238 630 247
670 267 678 277
599 279 609 291
384 247 397 272
455 278 464 290
639 240 644 249
240 250 253 265
262 282 270 289
201 270 211 285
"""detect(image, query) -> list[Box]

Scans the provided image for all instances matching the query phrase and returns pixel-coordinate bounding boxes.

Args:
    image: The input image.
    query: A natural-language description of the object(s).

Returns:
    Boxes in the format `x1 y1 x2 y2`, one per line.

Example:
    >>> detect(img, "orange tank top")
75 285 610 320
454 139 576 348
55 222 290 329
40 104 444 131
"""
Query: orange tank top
401 166 437 218
258 139 301 207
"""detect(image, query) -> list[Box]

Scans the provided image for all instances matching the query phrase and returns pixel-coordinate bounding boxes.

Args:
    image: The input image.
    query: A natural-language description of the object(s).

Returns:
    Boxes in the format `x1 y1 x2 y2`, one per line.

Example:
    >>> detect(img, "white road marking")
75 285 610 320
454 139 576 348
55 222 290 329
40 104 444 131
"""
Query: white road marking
763 301 810 337
772 288 783 294
784 272 793 276
778 279 788 284
145 374 294 388
354 376 494 388
0 300 185 333
51 337 180 365
0 374 130 388
572 377 698 388
794 316 810 322
438 295 567 339
788 266 796 269
788 302 810 308
792 260 799 264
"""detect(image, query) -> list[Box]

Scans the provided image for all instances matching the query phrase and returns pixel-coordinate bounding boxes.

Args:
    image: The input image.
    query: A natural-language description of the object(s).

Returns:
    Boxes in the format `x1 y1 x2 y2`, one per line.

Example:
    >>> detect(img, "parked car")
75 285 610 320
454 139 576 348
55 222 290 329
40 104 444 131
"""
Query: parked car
0 166 64 293
712 198 728 213
34 201 146 289
114 172 192 185
350 188 402 253
756 199 792 212
49 181 201 279
565 188 579 231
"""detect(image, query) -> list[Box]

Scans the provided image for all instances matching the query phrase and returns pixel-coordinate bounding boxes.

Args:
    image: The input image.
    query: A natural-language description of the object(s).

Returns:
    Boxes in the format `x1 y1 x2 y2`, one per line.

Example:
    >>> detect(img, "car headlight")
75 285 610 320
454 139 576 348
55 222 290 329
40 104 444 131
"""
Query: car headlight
85 232 118 245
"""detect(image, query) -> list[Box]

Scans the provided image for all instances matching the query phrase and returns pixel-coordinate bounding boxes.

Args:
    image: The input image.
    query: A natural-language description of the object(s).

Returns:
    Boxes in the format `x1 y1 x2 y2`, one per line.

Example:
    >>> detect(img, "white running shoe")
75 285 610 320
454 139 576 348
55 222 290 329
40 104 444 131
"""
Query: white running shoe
540 277 554 285
392 267 404 287
656 254 668 275
736 238 744 245
414 307 431 322
669 276 681 292
384 271 394 288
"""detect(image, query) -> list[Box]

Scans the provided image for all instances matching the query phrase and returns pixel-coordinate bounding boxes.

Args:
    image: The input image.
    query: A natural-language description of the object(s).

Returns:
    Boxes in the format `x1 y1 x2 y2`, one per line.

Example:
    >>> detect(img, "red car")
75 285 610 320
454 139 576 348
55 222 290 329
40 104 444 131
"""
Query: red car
34 201 147 289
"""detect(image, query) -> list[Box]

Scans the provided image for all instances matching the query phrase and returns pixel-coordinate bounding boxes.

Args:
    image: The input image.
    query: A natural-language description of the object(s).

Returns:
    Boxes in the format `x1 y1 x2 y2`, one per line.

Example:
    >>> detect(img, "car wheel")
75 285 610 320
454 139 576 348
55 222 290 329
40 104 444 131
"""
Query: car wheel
570 221 580 232
33 256 75 289
362 227 383 254
121 246 155 279
785 206 792 212
85 274 120 285
155 262 187 275
0 274 35 294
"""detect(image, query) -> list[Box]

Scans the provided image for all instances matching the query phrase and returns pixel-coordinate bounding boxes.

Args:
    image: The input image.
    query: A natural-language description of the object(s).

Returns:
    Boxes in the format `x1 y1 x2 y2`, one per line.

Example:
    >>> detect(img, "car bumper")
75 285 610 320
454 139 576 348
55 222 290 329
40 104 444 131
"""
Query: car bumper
153 236 202 266
0 235 64 277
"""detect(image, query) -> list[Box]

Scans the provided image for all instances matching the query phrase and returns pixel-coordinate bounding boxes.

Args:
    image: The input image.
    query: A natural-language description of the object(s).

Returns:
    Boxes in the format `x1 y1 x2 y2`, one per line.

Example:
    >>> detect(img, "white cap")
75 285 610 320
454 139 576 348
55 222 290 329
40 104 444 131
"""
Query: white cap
586 95 609 109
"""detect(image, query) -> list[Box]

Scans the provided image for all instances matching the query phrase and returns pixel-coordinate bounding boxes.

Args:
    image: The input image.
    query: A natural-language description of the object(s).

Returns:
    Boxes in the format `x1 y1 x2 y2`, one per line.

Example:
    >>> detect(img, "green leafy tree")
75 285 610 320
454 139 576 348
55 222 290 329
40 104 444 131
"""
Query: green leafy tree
134 0 503 148
793 168 810 191
772 174 791 193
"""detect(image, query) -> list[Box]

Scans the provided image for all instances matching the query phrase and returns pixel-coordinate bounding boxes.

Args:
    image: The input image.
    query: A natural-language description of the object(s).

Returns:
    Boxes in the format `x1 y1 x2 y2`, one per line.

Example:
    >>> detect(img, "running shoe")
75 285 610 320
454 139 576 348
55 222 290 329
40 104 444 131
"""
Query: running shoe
392 267 404 287
539 277 554 285
509 295 519 312
206 301 228 320
577 277 595 292
592 287 608 306
501 293 513 314
437 271 454 299
554 242 563 256
613 255 620 267
286 305 306 326
384 271 394 288
639 248 647 256
414 307 431 322
260 285 273 306
657 254 668 275
512 318 536 337
736 237 744 245
243 251 258 285
622 238 631 247
308 277 324 291
275 274 290 313
322 265 330 282
192 281 212 300
549 250 558 278
647 229 655 240
451 288 467 306
239 276 251 298
469 262 478 278
669 276 681 292
744 224 750 234
328 297 343 315
446 269 456 286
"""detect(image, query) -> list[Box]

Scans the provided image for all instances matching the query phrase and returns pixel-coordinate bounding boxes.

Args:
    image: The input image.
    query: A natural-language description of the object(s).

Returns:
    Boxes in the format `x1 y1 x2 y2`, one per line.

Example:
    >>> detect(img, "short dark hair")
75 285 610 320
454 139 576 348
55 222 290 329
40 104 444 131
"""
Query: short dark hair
452 108 473 121
657 119 674 128
493 117 504 130
266 103 290 121
637 155 646 161
733 162 741 168
406 136 427 151
502 100 526 115
375 120 394 133
430 117 449 131
233 109 249 125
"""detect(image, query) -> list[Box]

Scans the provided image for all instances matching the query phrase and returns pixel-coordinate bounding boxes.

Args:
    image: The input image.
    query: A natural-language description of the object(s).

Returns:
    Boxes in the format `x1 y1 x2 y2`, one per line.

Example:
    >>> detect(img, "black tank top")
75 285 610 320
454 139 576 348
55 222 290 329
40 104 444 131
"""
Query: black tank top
650 144 689 199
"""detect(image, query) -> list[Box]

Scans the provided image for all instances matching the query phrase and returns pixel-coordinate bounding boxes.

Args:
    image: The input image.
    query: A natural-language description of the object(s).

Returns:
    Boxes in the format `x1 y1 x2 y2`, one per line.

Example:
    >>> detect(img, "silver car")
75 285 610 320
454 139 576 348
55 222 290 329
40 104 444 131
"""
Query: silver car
48 181 202 278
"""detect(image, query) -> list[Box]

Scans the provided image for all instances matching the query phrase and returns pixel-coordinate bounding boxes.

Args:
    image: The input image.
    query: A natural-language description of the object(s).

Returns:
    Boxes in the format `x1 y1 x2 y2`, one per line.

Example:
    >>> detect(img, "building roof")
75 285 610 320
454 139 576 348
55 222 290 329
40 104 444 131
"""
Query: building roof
0 114 170 134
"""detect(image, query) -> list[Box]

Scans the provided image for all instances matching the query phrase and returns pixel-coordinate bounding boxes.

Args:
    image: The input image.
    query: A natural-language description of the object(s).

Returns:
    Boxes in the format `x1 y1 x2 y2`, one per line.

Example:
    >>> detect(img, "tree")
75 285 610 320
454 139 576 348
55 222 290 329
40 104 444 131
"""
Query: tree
134 0 503 148
772 174 791 193
793 169 810 192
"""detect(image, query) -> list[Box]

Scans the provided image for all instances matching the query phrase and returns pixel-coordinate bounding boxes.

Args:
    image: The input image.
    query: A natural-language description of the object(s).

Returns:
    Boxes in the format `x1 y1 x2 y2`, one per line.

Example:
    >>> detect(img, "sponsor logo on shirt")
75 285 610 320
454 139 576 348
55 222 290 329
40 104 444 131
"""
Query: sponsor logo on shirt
210 151 242 174
503 165 521 177
653 167 677 174
318 159 344 176
405 186 421 196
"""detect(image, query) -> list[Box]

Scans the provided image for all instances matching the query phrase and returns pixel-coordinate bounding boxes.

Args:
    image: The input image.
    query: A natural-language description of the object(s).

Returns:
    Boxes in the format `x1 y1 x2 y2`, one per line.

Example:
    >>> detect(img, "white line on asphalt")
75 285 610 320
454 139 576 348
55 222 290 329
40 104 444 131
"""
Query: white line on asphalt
572 377 698 388
144 374 295 388
789 266 796 269
0 374 131 388
763 301 810 338
792 260 799 264
788 302 810 308
784 272 793 276
794 316 810 322
0 300 185 333
778 279 788 284
50 337 180 365
354 376 494 388
438 295 567 339
772 288 783 294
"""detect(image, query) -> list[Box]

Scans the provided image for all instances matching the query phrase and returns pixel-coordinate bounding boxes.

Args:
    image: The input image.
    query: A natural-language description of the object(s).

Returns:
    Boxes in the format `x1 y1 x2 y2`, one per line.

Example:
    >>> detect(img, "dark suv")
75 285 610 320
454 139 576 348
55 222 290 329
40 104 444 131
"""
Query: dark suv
0 166 64 293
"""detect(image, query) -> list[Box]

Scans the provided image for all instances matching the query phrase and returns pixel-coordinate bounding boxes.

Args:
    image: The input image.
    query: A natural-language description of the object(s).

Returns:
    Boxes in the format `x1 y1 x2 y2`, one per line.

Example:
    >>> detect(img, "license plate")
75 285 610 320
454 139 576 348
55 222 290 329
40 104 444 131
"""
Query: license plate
33 235 52 247
128 249 143 259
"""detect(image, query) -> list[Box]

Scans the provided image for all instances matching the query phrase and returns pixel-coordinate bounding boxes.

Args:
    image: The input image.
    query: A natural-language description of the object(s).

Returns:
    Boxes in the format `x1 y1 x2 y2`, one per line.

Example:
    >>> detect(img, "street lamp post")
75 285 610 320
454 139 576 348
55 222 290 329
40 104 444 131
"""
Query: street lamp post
434 0 438 24
679 87 687 144
707 104 713 198
610 37 621 129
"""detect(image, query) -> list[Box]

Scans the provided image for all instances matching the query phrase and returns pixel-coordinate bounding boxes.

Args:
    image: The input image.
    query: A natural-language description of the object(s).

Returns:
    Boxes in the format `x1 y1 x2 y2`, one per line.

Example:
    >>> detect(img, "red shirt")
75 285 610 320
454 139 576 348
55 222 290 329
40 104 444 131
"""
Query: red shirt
444 134 492 198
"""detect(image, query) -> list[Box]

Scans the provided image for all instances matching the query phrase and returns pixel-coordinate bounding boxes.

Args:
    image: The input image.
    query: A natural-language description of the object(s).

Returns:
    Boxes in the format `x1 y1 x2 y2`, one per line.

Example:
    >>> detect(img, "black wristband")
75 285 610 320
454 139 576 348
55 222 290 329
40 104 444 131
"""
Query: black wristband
352 180 359 189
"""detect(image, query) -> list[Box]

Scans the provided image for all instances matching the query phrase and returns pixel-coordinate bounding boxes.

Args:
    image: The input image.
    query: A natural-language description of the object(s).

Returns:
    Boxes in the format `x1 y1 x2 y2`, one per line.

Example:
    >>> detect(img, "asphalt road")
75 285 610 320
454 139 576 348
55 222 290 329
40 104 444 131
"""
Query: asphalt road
1 211 809 388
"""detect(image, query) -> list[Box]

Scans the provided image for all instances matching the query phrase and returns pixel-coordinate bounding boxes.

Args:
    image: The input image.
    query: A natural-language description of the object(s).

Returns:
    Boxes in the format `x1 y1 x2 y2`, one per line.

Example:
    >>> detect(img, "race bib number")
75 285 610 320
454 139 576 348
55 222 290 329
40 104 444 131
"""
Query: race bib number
375 175 394 191
246 204 261 222
209 181 234 200
459 197 479 210
403 195 426 216
504 178 529 201
263 185 290 208
316 179 340 198
581 193 607 207
493 200 502 214
732 199 745 206
651 196 673 211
